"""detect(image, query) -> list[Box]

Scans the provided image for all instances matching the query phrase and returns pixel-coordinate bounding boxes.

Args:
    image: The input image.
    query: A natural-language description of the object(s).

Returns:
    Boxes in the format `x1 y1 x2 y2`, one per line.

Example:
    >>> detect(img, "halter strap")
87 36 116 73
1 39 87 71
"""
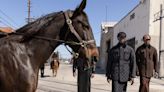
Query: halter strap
63 11 95 48
64 11 83 43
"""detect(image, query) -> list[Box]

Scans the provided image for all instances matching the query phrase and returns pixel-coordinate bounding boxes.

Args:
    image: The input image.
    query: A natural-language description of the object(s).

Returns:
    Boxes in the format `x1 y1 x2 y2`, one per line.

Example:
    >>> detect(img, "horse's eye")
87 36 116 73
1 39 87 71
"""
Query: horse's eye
78 21 89 30
84 25 89 30
82 24 90 30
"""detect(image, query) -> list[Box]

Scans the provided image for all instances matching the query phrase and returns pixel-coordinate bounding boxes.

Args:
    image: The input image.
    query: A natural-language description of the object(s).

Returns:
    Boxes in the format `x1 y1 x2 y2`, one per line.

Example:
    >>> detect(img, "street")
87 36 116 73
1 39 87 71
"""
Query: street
37 64 164 92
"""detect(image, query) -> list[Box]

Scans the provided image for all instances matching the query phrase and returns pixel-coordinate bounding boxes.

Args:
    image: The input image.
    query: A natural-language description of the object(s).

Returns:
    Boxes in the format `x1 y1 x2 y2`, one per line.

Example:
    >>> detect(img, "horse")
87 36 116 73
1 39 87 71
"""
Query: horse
50 52 60 77
0 0 99 92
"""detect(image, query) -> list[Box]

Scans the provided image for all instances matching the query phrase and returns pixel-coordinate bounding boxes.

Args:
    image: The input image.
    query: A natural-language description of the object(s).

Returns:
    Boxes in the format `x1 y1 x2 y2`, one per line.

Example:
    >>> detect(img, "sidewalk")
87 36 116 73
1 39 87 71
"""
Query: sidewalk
37 64 164 92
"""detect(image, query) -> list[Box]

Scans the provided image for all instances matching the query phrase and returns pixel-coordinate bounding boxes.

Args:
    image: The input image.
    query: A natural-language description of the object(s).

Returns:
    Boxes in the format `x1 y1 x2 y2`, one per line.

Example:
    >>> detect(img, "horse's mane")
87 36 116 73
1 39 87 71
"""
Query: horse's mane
15 11 63 40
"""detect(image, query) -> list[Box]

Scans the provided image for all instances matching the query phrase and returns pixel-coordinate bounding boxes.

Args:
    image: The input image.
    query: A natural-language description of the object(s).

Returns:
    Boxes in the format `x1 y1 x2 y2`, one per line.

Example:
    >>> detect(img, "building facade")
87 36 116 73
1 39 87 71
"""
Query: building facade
99 0 164 77
97 22 115 71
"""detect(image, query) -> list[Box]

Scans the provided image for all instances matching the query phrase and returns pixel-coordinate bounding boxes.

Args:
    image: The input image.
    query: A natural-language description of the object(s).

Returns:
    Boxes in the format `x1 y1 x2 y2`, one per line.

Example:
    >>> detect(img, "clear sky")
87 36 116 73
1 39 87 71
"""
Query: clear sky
0 0 139 58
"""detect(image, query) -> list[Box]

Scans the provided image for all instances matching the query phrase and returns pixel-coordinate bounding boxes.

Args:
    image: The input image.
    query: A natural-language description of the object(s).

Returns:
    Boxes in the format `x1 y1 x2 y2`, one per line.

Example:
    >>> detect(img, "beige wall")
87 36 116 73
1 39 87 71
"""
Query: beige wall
113 0 150 49
99 0 164 76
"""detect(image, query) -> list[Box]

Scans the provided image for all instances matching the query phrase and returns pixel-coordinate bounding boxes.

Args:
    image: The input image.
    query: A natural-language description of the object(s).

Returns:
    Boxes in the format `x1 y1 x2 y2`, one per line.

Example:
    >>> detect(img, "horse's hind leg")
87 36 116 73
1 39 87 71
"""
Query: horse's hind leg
52 69 55 77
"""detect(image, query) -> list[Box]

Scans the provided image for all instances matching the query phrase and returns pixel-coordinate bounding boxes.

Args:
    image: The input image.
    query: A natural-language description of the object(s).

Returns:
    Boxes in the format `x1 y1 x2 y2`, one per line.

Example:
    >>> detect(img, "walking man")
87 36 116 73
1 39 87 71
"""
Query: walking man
136 34 158 92
106 32 136 92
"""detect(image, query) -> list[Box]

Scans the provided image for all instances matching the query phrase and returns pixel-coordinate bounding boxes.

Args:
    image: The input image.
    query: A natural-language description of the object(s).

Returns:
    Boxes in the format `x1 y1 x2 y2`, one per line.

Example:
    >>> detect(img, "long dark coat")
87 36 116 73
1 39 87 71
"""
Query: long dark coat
136 44 158 77
106 44 136 82
73 57 96 92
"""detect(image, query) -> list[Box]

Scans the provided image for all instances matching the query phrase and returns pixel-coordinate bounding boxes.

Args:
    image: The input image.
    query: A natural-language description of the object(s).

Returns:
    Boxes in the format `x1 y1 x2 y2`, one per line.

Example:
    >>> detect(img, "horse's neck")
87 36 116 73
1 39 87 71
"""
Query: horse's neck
28 39 59 68
27 25 64 68
22 13 65 69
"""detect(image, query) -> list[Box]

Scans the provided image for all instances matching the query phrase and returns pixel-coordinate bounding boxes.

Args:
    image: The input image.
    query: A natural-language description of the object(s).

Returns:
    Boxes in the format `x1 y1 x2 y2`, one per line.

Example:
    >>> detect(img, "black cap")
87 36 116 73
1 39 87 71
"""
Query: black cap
117 32 126 38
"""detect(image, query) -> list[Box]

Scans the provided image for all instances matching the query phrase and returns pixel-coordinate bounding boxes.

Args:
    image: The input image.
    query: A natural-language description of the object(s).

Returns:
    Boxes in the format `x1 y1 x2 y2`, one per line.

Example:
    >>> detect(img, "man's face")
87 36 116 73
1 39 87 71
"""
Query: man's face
143 35 151 45
118 36 126 44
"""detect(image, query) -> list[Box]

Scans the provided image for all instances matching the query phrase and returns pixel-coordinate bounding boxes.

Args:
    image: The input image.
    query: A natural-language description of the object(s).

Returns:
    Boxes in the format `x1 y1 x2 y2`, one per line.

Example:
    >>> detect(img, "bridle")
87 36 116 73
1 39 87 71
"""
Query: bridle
63 11 95 58
63 11 97 70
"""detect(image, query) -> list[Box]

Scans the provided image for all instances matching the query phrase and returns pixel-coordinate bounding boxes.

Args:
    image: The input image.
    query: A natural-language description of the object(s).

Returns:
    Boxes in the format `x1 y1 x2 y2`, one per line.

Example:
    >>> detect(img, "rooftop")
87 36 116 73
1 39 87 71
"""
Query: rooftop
0 27 14 33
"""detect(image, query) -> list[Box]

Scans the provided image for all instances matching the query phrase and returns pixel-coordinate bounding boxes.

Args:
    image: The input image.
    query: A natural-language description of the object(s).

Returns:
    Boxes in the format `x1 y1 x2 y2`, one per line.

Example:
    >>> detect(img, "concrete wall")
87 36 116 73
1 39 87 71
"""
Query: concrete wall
99 0 164 76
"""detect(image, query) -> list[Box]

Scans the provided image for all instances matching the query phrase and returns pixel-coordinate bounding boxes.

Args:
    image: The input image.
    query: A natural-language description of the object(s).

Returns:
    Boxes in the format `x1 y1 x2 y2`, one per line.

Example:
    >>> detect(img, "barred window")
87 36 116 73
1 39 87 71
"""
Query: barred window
130 13 135 20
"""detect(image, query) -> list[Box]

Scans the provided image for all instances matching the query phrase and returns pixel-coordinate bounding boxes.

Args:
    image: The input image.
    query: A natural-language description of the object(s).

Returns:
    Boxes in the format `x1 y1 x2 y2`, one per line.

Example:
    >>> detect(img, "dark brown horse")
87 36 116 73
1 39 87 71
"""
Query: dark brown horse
0 0 99 92
50 52 60 77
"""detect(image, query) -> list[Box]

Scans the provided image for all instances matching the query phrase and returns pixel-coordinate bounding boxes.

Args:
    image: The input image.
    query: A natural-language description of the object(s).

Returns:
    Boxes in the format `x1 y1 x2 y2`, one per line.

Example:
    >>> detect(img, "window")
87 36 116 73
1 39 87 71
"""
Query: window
130 13 135 20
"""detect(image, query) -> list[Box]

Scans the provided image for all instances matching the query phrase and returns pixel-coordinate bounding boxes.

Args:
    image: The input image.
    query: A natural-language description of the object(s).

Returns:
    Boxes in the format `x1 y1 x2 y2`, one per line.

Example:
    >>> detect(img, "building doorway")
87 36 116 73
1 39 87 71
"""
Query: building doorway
127 37 135 49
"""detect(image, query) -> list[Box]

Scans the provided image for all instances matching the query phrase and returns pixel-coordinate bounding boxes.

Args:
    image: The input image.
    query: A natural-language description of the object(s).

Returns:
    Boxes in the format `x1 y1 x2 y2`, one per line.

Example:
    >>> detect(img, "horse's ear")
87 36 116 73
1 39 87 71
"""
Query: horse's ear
72 0 87 18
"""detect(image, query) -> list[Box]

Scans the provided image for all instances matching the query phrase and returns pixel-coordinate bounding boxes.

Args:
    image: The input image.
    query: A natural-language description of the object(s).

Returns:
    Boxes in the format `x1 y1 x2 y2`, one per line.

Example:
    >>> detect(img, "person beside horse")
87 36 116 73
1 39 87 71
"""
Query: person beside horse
72 47 98 92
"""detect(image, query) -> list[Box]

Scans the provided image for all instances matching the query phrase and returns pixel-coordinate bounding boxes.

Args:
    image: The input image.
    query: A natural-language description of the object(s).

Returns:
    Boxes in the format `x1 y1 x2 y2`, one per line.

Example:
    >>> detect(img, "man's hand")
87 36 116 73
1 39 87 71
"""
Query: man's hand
136 71 139 76
107 78 111 84
91 73 94 78
130 78 134 85
154 72 158 78
73 72 76 77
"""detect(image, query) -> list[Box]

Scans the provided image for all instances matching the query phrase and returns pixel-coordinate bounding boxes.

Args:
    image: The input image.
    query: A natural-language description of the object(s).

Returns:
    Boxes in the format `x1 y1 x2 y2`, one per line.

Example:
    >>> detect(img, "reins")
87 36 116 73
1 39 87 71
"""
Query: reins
12 32 93 46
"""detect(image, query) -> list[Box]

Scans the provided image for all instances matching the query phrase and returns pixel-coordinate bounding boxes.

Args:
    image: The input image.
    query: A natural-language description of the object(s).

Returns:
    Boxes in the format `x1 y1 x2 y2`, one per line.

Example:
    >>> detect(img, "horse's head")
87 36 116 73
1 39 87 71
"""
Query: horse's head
61 0 99 60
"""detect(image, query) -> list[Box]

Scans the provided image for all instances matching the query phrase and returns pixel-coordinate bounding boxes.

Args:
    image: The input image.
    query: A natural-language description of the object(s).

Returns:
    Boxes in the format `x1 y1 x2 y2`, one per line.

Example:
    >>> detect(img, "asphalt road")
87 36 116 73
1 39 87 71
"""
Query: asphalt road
37 64 164 92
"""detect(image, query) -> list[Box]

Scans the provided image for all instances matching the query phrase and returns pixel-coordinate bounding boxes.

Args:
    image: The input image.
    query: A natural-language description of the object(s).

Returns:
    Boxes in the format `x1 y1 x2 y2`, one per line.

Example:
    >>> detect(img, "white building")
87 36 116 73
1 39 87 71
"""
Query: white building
99 0 164 77
97 22 116 71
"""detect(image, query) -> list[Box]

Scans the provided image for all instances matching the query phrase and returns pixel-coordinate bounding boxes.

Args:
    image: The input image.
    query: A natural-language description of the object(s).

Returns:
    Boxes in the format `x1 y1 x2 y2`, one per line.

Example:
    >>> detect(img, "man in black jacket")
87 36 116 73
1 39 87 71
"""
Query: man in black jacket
106 32 136 92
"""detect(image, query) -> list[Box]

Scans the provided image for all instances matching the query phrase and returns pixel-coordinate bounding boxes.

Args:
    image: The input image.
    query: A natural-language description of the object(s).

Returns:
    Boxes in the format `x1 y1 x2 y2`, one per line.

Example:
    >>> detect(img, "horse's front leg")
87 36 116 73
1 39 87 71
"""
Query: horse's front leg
54 70 57 77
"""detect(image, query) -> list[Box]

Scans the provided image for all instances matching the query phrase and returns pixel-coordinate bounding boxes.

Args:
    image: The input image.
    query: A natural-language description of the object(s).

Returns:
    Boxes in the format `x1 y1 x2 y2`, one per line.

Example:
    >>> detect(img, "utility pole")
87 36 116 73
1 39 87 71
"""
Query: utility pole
154 4 164 78
159 5 163 78
27 0 32 23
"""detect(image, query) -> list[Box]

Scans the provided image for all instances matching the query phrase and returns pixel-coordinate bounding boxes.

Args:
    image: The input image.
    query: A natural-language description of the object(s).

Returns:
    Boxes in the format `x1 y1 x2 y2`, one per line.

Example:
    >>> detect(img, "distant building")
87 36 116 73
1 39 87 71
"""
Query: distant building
97 22 116 70
99 0 164 77
0 27 14 37
0 27 14 33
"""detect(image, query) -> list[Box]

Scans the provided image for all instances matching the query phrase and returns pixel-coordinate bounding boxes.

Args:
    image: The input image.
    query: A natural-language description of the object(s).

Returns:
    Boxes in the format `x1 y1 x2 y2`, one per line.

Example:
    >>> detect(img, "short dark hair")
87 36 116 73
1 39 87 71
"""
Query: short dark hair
143 34 151 40
117 32 126 38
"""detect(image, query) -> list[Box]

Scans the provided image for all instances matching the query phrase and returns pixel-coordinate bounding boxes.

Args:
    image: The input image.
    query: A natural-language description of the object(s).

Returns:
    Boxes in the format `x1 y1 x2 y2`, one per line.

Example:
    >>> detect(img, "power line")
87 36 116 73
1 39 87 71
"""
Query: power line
0 20 10 27
0 9 19 28
0 16 16 29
